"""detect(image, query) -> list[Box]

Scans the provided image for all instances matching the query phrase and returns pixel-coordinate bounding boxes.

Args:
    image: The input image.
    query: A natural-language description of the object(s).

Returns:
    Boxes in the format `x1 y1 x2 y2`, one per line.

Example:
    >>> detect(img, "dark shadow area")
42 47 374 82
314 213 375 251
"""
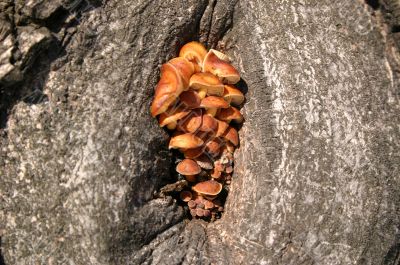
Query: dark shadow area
0 237 5 265
365 0 380 10
383 234 400 265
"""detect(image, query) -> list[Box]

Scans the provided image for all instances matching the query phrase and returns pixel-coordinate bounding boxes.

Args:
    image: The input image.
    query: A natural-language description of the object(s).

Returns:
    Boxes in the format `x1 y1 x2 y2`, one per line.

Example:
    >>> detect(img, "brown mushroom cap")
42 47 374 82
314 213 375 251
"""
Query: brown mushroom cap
202 50 240 84
223 85 244 106
180 190 193 202
215 119 229 137
183 146 204 159
216 106 243 123
199 114 218 133
169 133 204 149
205 138 222 157
177 109 202 133
168 57 195 89
223 126 239 146
189 73 224 96
200 96 229 109
179 90 201 109
176 159 201 176
158 106 190 128
210 167 222 179
151 64 184 117
179 41 207 65
192 180 223 196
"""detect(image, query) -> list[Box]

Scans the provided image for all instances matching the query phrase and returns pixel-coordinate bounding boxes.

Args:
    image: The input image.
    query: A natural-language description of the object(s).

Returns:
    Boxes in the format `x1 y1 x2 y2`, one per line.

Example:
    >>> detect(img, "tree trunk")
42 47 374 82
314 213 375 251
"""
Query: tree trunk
1 0 399 264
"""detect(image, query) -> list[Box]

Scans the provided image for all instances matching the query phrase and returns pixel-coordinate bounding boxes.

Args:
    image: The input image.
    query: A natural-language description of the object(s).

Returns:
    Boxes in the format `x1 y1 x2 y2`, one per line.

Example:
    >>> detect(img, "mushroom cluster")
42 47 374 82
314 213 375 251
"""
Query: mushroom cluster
151 42 244 220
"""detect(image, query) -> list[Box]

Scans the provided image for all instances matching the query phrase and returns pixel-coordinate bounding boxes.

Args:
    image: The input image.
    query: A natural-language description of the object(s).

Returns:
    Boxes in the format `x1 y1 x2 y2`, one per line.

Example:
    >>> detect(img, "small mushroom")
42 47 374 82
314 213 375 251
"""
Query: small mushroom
151 64 185 117
222 126 239 146
210 167 222 179
179 90 201 109
168 57 195 89
169 133 203 149
177 109 202 133
179 41 207 72
189 72 224 97
217 106 243 123
199 114 218 133
192 180 223 200
158 106 190 130
204 200 214 210
180 190 193 202
202 50 240 84
215 119 229 137
200 96 229 117
176 159 201 182
188 200 196 208
205 138 222 158
223 85 244 106
196 208 205 217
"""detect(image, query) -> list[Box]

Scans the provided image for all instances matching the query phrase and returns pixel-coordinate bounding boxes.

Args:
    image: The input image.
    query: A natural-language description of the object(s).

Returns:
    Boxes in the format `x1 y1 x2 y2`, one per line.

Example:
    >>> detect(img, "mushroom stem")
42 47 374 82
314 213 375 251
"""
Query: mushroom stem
206 108 217 117
198 88 207 99
185 175 197 182
167 121 177 130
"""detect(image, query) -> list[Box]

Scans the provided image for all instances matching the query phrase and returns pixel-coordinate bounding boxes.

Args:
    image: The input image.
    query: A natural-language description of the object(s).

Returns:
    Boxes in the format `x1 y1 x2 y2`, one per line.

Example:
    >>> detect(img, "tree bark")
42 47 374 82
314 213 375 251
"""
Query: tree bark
0 0 399 264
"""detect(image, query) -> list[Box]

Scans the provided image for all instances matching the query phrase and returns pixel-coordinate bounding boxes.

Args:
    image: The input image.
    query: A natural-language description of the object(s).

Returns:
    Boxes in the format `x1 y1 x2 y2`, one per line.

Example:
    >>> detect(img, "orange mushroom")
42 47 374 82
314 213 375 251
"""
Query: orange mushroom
202 50 240 84
223 85 244 106
217 106 243 123
150 64 185 117
169 133 203 149
192 180 223 200
177 109 202 133
176 159 202 182
158 105 190 130
179 41 207 72
189 72 224 98
168 57 195 89
222 126 239 146
200 96 229 117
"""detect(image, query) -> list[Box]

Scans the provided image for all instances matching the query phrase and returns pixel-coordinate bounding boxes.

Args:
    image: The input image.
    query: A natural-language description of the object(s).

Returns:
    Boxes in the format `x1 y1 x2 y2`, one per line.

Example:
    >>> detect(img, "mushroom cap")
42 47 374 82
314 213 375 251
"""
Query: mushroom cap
177 109 202 133
202 50 240 84
168 57 195 89
158 106 190 127
176 159 201 175
216 106 243 123
192 180 223 196
205 138 223 157
183 146 204 159
179 90 201 109
200 96 229 109
223 85 244 106
215 119 229 137
180 190 193 202
189 73 224 96
209 49 231 62
223 126 239 146
151 64 184 117
179 41 207 65
169 133 204 149
210 167 222 179
199 114 218 133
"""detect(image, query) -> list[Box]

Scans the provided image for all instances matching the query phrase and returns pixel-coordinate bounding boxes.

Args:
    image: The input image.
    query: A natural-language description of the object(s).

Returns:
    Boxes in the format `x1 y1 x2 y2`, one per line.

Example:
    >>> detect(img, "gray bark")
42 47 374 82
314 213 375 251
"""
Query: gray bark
1 0 399 265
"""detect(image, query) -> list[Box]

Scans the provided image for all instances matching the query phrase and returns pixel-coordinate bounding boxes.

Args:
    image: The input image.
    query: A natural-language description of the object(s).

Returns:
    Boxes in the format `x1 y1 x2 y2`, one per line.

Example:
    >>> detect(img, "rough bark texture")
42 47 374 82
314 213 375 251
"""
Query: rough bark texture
1 0 399 265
